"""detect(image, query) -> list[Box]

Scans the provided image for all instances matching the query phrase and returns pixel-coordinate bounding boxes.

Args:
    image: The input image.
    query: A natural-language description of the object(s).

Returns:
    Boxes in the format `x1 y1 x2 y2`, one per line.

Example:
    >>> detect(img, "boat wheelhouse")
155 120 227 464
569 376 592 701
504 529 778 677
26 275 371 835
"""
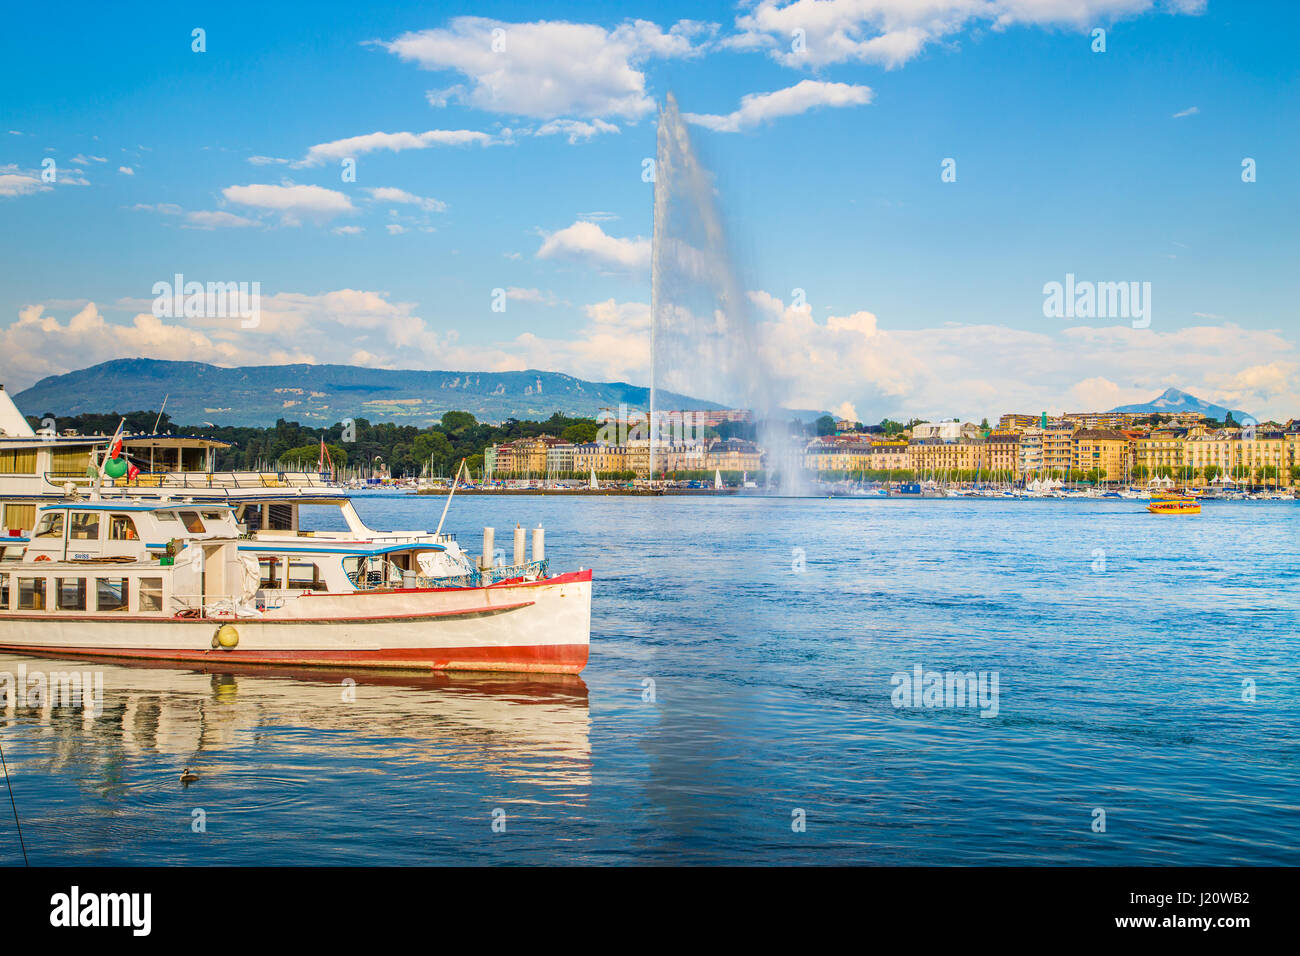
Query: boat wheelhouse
0 384 459 555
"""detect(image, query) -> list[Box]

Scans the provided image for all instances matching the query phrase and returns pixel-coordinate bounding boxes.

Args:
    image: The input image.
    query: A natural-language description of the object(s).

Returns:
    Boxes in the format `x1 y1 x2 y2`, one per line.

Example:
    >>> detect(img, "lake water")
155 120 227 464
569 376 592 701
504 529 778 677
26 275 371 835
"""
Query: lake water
2 492 1297 865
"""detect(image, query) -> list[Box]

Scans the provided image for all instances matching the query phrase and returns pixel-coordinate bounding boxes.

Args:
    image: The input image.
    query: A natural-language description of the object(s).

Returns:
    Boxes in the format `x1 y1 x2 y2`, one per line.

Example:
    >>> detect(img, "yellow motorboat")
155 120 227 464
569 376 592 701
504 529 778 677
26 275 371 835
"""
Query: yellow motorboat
1148 497 1201 515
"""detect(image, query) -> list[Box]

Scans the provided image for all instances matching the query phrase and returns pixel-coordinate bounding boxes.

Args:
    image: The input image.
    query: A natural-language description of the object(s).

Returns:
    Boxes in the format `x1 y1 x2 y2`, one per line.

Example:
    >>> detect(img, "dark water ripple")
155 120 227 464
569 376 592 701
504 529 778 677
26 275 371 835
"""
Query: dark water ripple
0 494 1296 864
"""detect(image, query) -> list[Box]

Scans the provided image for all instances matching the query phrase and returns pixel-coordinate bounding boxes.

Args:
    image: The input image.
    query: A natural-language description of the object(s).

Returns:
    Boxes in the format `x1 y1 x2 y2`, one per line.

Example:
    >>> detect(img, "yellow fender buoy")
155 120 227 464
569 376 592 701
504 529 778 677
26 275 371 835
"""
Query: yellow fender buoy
212 624 240 649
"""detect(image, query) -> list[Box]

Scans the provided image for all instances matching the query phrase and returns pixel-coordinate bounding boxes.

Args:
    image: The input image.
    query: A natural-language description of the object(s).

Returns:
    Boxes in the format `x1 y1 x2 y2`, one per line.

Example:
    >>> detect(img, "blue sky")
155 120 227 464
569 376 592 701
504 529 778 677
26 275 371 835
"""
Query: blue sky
2 0 1297 422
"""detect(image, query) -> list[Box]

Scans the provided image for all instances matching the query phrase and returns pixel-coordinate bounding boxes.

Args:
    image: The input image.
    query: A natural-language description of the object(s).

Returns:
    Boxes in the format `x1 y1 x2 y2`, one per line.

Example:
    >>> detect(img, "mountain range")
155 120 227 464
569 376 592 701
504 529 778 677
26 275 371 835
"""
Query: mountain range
12 359 722 428
1108 387 1253 423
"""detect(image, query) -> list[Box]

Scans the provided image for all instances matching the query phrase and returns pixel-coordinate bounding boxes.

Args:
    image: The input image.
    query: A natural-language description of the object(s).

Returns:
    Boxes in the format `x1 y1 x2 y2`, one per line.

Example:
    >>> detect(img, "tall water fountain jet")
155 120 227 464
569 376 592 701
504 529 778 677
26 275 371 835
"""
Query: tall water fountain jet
650 93 807 495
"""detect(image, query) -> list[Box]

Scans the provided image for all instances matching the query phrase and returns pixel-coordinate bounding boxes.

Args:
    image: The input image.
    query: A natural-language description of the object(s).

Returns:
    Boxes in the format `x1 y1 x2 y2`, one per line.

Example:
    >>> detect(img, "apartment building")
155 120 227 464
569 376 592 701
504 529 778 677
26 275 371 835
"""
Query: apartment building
1071 428 1132 481
1041 423 1077 476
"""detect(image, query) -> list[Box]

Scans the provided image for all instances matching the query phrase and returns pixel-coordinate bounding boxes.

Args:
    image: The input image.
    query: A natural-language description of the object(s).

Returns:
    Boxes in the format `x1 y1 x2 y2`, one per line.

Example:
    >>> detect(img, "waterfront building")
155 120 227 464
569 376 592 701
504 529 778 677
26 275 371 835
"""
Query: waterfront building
911 421 981 442
626 440 651 477
1064 411 1152 429
510 435 564 475
1071 428 1132 482
659 442 707 474
805 442 873 474
546 442 576 476
1183 430 1235 483
706 438 763 473
572 442 629 476
1041 423 1077 476
1238 430 1288 486
998 413 1040 431
867 440 910 471
1133 431 1185 477
909 438 978 475
1018 427 1044 477
980 432 1022 479
487 441 516 476
1184 428 1290 487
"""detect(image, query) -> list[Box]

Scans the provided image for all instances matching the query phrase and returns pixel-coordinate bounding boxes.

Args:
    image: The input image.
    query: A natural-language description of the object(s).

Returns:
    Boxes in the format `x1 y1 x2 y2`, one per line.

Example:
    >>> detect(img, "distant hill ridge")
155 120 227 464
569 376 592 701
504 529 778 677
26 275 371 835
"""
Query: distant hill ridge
1108 387 1253 423
13 359 722 428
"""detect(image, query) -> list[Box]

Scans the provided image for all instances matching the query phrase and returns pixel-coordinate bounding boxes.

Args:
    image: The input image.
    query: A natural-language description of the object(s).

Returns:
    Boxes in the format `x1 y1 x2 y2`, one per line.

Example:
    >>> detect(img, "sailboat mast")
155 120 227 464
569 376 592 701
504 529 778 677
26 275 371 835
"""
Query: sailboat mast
649 105 660 480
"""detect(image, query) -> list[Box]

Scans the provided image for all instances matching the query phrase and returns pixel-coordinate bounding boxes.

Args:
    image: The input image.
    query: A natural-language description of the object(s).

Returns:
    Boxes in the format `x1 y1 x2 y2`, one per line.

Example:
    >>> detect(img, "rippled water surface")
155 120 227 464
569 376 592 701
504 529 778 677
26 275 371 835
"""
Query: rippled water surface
2 492 1297 865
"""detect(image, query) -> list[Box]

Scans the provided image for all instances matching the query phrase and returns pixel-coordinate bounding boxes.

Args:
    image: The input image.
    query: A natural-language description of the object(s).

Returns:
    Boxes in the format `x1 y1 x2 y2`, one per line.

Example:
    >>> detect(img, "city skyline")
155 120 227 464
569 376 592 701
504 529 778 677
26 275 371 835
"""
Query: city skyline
2 1 1297 422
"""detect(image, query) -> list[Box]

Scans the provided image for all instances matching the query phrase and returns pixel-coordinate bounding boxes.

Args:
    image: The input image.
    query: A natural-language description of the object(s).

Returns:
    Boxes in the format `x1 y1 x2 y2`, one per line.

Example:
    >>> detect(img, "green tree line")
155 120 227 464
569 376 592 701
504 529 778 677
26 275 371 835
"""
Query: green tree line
28 409 603 478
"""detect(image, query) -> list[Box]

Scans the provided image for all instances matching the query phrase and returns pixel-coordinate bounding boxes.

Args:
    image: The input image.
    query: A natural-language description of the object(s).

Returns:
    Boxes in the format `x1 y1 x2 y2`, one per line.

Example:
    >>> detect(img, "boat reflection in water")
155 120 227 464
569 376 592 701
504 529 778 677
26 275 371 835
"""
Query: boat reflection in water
0 652 591 789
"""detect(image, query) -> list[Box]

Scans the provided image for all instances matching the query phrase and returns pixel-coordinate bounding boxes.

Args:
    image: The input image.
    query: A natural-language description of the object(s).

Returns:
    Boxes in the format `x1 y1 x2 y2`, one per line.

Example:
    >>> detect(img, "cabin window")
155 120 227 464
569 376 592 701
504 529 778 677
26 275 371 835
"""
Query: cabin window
267 504 294 531
138 578 163 612
259 557 281 589
17 578 46 610
96 577 129 612
34 513 64 539
3 503 36 534
69 512 100 541
287 561 325 591
0 545 20 563
179 511 204 533
0 449 37 474
0 573 8 609
56 577 87 611
108 514 138 540
52 448 95 475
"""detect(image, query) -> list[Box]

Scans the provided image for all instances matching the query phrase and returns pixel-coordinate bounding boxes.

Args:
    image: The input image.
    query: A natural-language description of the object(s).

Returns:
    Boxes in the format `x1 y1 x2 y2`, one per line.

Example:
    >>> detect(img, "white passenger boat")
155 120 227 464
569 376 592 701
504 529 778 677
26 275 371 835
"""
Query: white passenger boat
0 499 591 675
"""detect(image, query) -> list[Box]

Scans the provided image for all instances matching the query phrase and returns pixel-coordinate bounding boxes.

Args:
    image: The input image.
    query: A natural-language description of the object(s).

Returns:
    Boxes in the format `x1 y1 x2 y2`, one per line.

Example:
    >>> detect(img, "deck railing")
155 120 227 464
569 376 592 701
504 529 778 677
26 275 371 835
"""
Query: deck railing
47 470 331 490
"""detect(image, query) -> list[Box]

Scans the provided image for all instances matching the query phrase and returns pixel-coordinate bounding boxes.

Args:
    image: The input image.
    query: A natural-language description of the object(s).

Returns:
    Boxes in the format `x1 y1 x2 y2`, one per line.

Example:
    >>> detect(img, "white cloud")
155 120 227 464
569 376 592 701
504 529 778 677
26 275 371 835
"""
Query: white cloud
536 220 650 272
385 224 407 235
1172 105 1199 118
746 290 1300 421
731 0 1205 69
184 210 260 229
6 283 1293 422
505 287 562 306
0 168 48 198
365 186 446 212
0 163 88 198
118 165 135 175
685 80 873 132
0 292 654 394
0 303 246 386
221 183 354 225
380 16 712 120
296 129 492 167
131 202 183 215
332 225 365 236
534 118 621 144
71 154 107 165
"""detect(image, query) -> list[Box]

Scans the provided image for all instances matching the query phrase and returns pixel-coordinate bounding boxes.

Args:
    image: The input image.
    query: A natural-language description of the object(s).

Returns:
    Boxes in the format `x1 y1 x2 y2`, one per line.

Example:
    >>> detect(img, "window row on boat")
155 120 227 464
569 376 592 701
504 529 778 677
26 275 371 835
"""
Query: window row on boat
0 570 165 614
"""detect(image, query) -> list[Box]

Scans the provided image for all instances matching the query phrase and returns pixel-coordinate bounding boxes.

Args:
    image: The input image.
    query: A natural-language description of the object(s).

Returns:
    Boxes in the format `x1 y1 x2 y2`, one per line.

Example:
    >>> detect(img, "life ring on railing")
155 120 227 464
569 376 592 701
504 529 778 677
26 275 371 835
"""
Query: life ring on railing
33 554 51 562
174 608 202 619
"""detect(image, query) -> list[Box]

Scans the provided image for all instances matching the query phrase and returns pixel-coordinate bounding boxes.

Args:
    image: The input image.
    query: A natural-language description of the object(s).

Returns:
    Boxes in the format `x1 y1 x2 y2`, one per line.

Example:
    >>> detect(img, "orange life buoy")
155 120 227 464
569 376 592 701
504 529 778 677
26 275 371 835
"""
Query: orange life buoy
33 554 51 562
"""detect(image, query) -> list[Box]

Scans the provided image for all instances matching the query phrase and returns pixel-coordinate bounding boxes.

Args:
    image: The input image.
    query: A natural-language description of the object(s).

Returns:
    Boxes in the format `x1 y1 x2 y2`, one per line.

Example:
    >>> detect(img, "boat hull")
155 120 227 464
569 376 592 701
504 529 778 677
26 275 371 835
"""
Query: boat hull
0 570 592 675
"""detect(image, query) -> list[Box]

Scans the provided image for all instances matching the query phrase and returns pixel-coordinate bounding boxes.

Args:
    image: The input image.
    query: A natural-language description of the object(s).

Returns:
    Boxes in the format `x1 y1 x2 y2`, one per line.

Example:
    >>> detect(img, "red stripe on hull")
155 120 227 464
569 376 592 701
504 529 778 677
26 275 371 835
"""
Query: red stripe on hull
0 642 590 675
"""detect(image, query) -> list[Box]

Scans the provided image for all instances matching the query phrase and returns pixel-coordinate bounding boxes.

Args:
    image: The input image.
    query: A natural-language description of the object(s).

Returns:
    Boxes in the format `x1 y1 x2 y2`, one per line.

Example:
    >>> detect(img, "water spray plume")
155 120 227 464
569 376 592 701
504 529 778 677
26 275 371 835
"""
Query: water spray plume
650 92 807 495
